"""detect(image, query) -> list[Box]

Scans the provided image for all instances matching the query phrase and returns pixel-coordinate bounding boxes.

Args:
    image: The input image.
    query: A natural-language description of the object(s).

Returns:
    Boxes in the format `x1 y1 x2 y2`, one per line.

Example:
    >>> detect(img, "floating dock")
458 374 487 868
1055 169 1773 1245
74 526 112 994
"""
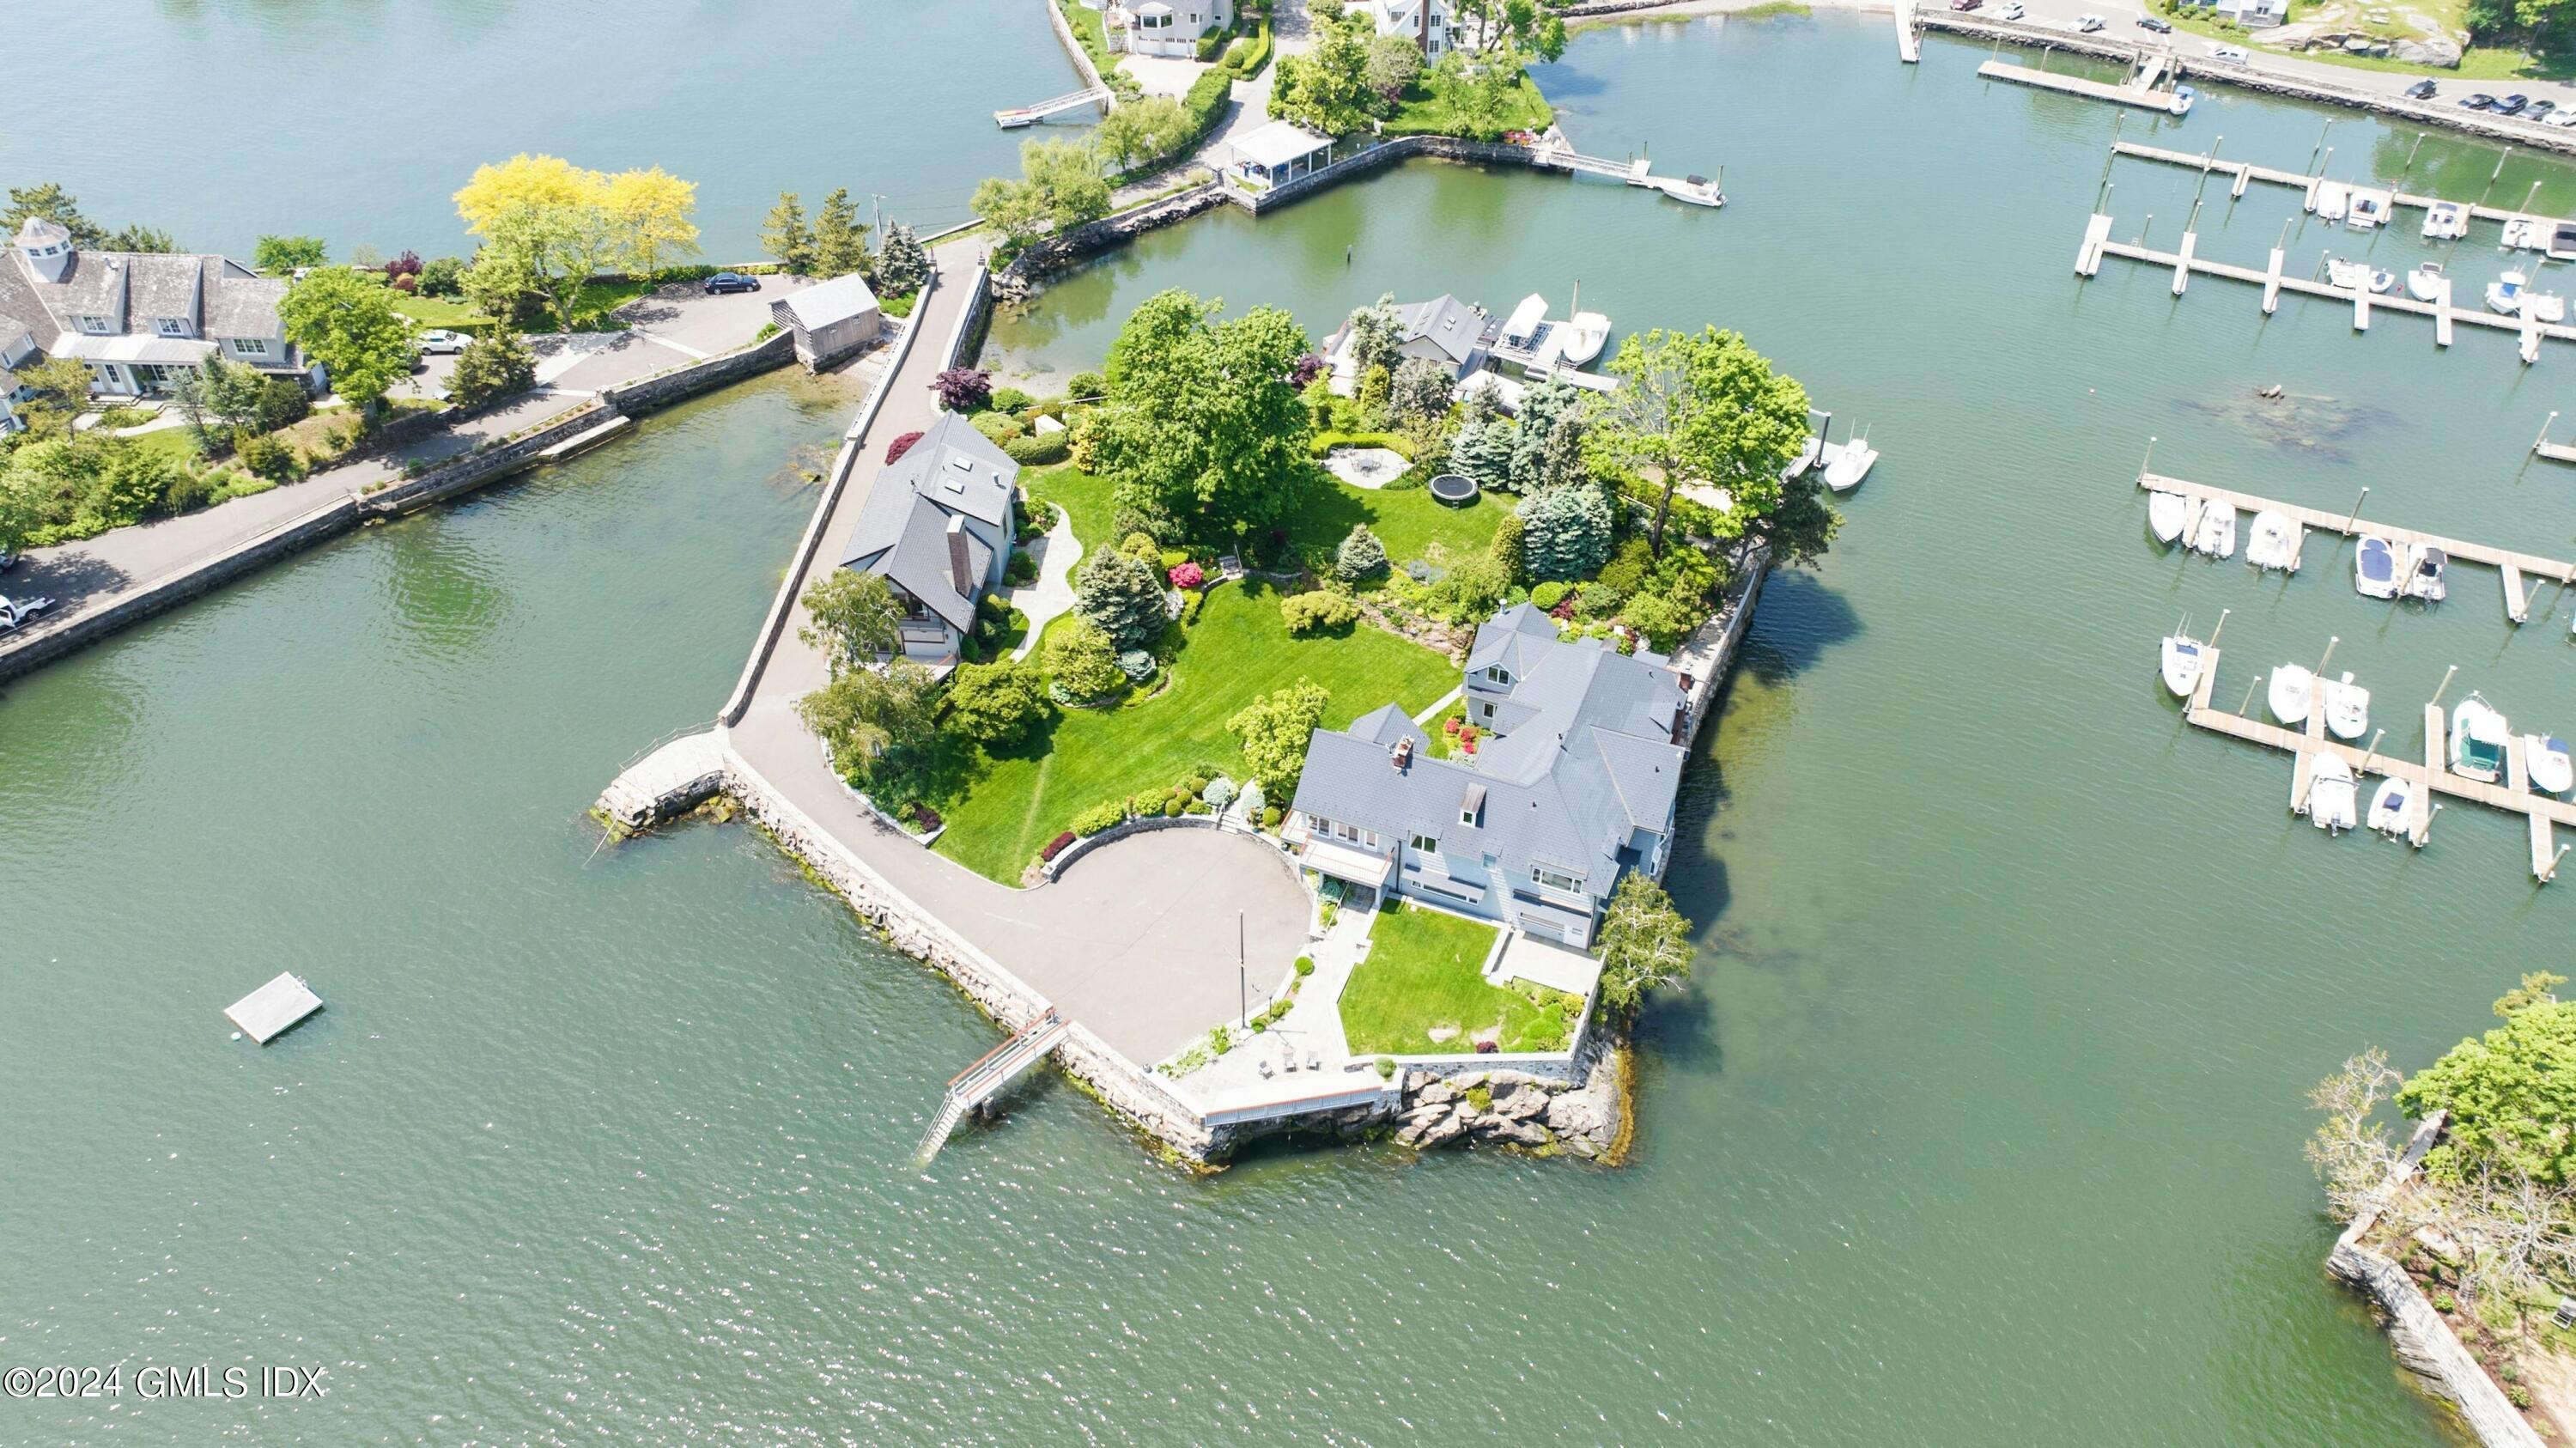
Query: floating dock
2181 648 2570 879
1980 58 2182 113
226 971 323 1044
2142 470 2570 626
1896 0 1921 62
994 86 1113 129
2110 141 2555 229
918 1008 1071 1163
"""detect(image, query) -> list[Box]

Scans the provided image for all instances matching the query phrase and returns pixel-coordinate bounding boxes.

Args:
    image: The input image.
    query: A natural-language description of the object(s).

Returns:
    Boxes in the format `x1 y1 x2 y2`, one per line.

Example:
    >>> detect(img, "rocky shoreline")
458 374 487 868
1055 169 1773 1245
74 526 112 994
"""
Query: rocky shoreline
1391 1049 1630 1161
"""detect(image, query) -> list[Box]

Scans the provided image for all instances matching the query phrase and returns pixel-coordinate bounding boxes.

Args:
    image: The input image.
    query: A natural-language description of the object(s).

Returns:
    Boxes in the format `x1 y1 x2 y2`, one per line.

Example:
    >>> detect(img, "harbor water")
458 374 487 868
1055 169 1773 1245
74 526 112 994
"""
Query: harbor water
11 5 2576 1442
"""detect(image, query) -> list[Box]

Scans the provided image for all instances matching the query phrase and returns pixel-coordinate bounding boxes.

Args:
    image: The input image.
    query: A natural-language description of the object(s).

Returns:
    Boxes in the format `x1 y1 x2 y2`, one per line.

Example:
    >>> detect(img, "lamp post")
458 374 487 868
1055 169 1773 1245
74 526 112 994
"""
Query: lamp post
1238 911 1248 1030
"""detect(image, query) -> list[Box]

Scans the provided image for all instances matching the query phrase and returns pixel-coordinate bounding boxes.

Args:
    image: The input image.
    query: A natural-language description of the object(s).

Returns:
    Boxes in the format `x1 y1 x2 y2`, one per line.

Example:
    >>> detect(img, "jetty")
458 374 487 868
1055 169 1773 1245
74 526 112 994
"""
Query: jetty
226 971 323 1044
1896 0 1921 62
918 1009 1070 1162
1530 138 1722 206
994 85 1113 128
1979 52 2181 113
2142 470 2571 625
2179 648 2571 880
2081 215 2576 360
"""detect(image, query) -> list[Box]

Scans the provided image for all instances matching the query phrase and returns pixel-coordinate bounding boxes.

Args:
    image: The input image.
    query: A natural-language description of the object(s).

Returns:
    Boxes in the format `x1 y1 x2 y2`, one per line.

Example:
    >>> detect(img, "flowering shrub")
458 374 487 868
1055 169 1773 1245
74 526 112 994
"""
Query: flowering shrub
1041 830 1078 861
1291 352 1325 387
907 803 944 832
885 429 924 464
1169 562 1204 589
933 367 993 411
1442 715 1461 734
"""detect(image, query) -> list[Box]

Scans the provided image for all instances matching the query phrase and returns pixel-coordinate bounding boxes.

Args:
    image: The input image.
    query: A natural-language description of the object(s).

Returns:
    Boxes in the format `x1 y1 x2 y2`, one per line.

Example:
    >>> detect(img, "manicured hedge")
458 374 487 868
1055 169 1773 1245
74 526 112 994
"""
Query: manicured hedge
1309 430 1415 460
1224 19 1273 75
1003 429 1071 465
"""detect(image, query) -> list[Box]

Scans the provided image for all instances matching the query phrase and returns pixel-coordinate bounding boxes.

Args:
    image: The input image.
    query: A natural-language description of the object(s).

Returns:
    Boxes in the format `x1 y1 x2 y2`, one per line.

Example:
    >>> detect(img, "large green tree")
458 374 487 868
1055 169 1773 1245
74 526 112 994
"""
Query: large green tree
1594 325 1815 556
1095 289 1313 549
799 570 902 675
1268 10 1378 136
1595 873 1695 1021
874 223 931 296
1228 678 1331 796
798 660 940 793
2400 980 2576 1185
3 183 104 246
277 267 415 411
944 658 1051 746
254 235 330 273
972 138 1112 252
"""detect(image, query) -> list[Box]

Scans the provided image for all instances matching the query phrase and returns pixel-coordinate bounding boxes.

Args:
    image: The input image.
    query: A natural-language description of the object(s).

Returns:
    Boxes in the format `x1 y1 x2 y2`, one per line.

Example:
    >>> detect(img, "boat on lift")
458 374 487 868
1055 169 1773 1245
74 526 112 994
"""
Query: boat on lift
2269 663 2315 726
2531 291 2571 324
2422 199 2470 240
2245 508 2300 570
2348 191 2391 230
2504 216 2549 251
2451 692 2508 783
2190 500 2237 558
2526 733 2574 794
2323 672 2369 740
2313 180 2352 223
2160 622 2207 699
1822 433 1878 493
2366 776 2415 837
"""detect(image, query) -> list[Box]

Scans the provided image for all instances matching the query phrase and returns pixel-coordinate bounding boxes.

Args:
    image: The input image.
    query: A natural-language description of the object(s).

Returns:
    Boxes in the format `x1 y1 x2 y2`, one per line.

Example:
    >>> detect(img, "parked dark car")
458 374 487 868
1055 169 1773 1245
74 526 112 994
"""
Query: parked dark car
2136 15 2172 31
2404 79 2438 100
1949 0 1981 11
2462 93 2500 110
2498 93 2532 115
2531 100 2561 121
702 271 762 295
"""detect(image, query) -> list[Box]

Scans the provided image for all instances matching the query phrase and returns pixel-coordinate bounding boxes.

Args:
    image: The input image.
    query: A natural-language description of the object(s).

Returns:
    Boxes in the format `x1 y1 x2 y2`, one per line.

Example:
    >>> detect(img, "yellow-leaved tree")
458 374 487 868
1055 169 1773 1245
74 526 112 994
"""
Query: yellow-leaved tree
452 155 701 331
598 166 700 277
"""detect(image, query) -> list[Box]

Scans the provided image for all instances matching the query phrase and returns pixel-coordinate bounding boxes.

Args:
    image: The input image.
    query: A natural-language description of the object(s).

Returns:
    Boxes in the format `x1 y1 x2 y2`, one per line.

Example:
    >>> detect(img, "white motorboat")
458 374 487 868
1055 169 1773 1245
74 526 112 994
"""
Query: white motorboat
2403 544 2448 602
2367 776 2415 837
2313 180 2351 223
1557 310 1609 367
2451 691 2509 782
2324 671 2369 741
2504 216 2549 251
2528 733 2576 794
2348 192 2392 230
1821 435 1877 493
2422 199 2470 240
2532 292 2570 324
2190 501 2237 558
2160 632 2206 699
2406 262 2447 302
2269 663 2315 726
2169 84 2196 118
2326 258 2372 291
2245 508 2300 570
2488 270 2530 314
2305 753 2359 834
2148 490 2189 544
2355 534 2401 599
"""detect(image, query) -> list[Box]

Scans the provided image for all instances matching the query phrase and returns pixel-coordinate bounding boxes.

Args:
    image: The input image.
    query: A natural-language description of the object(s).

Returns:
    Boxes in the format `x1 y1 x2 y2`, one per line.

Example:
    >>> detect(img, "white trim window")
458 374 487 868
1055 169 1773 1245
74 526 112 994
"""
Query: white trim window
154 317 188 338
229 337 270 357
78 314 112 334
1409 833 1438 854
1533 865 1583 893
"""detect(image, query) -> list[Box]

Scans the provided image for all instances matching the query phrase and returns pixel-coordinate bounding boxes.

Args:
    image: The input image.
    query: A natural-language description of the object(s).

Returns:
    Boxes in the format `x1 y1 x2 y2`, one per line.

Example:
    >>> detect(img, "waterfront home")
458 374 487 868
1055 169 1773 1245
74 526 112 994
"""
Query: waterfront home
1364 0 1455 55
2212 0 2284 25
0 216 319 423
1321 294 1491 393
771 272 882 371
1105 0 1232 57
836 411 1019 666
1283 604 1689 947
1225 122 1336 193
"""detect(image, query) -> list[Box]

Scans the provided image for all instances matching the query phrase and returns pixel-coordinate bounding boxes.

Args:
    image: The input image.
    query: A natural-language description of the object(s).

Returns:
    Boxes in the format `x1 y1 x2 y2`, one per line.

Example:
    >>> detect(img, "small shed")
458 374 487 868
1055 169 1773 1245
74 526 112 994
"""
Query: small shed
1230 121 1335 191
772 272 883 371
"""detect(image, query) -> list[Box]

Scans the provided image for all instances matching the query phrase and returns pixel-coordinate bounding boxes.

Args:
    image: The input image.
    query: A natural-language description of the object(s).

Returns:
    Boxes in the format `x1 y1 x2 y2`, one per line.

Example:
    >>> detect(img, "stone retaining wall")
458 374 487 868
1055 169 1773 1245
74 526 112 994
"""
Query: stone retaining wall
1042 812 1230 879
995 183 1230 292
361 405 613 514
1043 0 1110 95
604 328 794 411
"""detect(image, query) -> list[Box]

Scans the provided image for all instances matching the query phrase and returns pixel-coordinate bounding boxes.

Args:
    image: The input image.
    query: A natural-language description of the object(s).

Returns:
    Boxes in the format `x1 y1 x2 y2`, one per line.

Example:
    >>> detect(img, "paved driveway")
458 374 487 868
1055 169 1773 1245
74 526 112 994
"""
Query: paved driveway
616 274 814 358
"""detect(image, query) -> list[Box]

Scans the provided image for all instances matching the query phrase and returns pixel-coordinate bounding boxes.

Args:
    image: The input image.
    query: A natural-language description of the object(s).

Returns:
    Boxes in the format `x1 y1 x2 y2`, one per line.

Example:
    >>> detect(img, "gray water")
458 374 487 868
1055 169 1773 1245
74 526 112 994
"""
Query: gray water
9 6 2573 1443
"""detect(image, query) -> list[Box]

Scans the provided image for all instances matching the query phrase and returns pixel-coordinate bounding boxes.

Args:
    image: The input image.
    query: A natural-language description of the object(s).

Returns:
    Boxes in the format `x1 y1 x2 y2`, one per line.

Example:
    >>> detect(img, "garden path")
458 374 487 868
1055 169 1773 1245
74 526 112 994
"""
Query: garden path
1005 502 1084 660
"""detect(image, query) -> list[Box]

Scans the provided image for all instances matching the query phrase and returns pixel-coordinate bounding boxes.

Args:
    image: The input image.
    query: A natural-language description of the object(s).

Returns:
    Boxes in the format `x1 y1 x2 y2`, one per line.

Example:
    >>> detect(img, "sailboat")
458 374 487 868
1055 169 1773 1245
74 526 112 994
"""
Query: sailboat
2323 672 2369 740
2190 501 2237 558
1822 431 1877 493
2269 663 2315 726
2148 490 2189 544
2305 753 2359 834
2525 734 2575 794
2366 776 2414 837
2450 691 2508 783
1556 281 1609 367
2245 509 2300 571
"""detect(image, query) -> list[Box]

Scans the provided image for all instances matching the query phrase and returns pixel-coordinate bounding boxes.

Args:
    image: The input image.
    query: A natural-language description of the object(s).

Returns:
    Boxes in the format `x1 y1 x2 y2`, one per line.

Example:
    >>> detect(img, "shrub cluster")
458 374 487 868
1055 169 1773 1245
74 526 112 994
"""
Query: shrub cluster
1280 589 1360 635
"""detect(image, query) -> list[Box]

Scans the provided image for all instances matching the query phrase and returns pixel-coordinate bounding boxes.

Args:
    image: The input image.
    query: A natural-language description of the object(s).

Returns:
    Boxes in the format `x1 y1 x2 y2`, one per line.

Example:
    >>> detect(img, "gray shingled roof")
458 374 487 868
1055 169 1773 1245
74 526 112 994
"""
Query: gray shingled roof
778 271 879 331
201 262 284 339
837 411 1018 630
1291 607 1689 899
1398 294 1487 368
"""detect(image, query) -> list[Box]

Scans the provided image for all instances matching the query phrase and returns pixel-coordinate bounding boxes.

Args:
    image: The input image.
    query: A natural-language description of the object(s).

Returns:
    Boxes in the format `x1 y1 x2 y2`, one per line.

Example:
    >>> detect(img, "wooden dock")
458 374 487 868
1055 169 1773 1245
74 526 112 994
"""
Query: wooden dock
1980 60 2179 113
2142 469 2575 625
2110 140 2554 229
226 971 323 1043
2183 648 2570 878
2086 217 2576 358
1896 0 1921 62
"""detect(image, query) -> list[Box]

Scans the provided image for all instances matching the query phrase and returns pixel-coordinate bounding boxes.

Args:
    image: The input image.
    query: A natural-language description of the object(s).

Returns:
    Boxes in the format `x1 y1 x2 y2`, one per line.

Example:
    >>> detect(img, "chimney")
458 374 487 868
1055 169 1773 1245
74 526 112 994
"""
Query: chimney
946 516 973 601
1392 736 1413 770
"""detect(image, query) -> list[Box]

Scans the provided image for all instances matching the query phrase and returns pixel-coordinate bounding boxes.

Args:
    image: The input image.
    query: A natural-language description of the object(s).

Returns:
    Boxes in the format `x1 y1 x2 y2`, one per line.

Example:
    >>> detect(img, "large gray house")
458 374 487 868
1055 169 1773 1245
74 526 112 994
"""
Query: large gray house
0 216 319 430
1285 604 1691 948
837 411 1019 666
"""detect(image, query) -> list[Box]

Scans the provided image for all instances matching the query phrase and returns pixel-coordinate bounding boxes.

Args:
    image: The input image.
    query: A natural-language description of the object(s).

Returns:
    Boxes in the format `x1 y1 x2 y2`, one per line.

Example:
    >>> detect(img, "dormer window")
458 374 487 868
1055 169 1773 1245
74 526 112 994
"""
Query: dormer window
1459 782 1485 827
1534 865 1582 893
230 338 269 356
1483 666 1511 684
78 315 111 335
154 317 187 338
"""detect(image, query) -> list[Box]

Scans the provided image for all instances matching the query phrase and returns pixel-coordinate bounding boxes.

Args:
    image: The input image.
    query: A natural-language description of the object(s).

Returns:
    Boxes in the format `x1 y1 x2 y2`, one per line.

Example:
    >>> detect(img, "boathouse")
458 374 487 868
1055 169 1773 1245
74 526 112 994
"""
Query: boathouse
771 271 882 371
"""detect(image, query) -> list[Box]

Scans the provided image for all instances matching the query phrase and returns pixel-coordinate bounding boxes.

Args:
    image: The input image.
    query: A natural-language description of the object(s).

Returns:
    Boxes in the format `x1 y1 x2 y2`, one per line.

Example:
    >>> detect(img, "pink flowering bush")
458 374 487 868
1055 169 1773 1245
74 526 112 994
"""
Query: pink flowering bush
1169 562 1204 589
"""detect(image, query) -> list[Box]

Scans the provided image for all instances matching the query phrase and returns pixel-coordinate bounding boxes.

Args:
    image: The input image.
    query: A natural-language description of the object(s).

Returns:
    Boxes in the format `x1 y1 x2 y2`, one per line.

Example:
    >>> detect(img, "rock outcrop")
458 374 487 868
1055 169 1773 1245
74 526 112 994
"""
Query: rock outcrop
1390 1050 1626 1160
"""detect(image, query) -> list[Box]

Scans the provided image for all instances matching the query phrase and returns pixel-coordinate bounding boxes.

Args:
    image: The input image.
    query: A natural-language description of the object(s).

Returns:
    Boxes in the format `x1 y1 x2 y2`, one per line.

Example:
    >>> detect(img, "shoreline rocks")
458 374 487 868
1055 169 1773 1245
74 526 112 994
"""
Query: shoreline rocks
1392 1050 1627 1161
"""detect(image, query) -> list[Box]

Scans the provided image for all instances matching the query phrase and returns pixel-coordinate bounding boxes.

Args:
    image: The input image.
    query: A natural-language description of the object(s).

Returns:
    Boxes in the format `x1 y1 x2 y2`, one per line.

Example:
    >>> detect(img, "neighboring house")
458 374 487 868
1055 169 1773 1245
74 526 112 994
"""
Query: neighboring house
835 411 1021 667
772 272 882 371
1320 293 1492 394
1226 121 1336 193
2212 0 2284 24
0 216 323 420
1364 0 1454 55
1284 604 1691 948
1106 0 1233 56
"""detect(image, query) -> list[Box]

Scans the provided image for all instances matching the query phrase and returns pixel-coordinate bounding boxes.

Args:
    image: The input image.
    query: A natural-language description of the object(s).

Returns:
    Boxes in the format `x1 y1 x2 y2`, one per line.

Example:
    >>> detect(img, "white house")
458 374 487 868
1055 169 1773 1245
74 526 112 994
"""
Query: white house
1364 0 1454 55
2212 0 2284 25
1107 0 1233 57
771 271 882 371
0 216 321 420
1225 121 1335 192
836 411 1021 667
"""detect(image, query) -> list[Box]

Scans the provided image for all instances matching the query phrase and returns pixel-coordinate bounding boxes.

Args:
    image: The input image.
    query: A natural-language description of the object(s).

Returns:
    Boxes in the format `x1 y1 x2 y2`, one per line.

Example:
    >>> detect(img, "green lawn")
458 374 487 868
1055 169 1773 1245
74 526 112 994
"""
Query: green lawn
387 290 491 330
1024 462 1117 554
384 277 660 334
1338 902 1579 1055
1025 459 1506 573
1382 72 1555 139
928 578 1460 881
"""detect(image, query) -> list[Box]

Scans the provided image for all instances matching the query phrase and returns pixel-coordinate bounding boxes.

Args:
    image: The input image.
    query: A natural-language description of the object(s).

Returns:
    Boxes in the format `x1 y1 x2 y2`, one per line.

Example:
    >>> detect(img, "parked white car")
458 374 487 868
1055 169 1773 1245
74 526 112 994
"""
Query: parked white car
2548 107 2576 127
416 328 470 355
2208 42 2250 63
1996 2 2025 18
2075 13 2106 31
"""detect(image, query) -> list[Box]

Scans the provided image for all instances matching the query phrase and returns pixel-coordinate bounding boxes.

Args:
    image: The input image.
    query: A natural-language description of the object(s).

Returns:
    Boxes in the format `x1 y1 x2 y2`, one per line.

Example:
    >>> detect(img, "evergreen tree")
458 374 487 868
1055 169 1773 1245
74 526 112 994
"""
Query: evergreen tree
811 187 872 279
449 328 538 408
1334 523 1388 582
1388 356 1453 424
874 222 931 296
761 191 814 274
1448 417 1516 490
1517 484 1615 581
1074 548 1168 650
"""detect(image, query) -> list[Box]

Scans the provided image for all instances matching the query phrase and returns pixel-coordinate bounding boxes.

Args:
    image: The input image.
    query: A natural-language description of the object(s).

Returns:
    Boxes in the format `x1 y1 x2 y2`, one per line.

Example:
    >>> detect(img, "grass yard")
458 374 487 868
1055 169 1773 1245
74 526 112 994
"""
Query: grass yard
1024 462 1117 554
387 290 491 330
1338 902 1581 1055
929 577 1460 881
1024 460 1506 574
1382 72 1555 139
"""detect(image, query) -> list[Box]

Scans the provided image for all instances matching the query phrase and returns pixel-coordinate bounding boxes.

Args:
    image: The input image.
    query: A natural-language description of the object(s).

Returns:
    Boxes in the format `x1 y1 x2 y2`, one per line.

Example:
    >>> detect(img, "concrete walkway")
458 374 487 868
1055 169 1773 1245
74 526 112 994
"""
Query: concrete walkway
1005 502 1083 660
725 239 1315 1068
